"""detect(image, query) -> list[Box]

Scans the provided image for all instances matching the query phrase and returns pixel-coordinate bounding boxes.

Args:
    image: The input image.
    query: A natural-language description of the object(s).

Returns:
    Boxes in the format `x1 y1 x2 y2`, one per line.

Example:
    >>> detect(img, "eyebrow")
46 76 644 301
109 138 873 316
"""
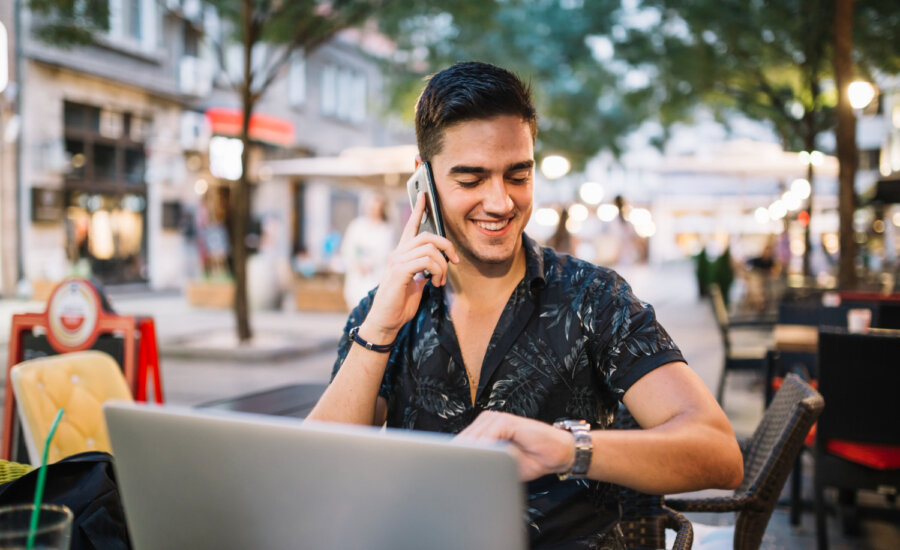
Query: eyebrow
448 160 535 175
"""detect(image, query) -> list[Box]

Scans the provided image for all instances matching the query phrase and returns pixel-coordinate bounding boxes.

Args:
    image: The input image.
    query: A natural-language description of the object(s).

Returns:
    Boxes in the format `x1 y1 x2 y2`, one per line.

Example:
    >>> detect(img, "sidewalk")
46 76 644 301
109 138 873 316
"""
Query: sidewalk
0 291 347 363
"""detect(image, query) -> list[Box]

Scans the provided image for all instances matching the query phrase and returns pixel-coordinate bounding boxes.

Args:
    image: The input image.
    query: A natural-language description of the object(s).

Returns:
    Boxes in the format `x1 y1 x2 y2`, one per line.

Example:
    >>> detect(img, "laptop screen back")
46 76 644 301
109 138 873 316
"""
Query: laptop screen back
104 402 526 550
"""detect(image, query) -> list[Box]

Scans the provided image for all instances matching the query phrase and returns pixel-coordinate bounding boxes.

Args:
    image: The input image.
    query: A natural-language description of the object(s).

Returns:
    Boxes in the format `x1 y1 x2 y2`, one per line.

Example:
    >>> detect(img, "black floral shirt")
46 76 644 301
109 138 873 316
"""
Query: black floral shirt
332 234 685 549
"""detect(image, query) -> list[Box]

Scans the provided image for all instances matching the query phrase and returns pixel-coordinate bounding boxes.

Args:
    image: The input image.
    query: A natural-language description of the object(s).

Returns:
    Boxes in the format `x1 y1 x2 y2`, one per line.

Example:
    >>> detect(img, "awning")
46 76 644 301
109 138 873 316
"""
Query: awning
629 140 839 178
261 144 418 187
205 107 295 147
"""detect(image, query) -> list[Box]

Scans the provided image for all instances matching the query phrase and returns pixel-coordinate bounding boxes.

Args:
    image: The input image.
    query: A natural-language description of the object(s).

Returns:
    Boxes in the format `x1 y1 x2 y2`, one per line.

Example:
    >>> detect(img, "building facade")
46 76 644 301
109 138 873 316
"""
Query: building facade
7 1 411 298
0 4 19 297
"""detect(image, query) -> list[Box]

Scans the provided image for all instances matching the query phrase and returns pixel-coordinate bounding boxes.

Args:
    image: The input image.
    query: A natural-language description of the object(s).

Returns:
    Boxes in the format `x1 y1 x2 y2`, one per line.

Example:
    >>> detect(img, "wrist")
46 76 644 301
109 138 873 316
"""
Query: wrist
357 321 398 348
552 419 592 480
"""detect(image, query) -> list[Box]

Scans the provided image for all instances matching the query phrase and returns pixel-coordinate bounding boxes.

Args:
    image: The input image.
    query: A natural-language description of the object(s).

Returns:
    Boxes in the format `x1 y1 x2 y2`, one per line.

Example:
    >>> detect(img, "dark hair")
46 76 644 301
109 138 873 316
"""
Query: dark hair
415 61 537 162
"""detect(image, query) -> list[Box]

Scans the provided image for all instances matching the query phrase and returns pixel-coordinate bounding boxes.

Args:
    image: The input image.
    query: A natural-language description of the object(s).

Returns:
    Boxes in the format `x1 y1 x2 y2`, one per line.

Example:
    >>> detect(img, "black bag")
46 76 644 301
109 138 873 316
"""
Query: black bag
0 451 131 550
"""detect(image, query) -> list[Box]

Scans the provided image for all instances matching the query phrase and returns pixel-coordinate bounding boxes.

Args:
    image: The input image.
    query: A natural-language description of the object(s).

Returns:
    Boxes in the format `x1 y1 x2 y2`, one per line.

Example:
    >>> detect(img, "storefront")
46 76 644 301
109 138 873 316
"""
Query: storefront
62 101 149 284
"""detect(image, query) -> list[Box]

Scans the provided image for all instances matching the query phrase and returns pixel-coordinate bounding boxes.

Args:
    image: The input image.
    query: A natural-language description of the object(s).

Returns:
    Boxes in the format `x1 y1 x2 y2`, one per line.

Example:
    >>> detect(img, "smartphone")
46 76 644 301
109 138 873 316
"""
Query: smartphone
406 161 446 238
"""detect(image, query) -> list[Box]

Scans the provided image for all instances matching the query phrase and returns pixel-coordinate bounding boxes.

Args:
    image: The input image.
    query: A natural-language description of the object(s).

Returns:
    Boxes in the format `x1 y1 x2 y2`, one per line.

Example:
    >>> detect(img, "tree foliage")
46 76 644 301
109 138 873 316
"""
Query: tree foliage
201 0 385 341
377 0 626 171
613 0 900 151
28 0 109 47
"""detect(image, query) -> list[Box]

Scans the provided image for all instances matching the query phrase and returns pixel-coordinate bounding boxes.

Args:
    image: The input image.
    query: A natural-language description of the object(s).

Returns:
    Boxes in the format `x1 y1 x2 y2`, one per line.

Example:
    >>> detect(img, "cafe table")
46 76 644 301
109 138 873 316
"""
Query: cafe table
198 382 329 418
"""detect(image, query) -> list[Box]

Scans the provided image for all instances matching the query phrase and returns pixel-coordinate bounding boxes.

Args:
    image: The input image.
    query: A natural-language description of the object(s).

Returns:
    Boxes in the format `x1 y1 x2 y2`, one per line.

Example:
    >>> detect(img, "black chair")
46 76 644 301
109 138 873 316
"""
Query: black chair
814 328 900 550
667 374 824 550
710 284 775 406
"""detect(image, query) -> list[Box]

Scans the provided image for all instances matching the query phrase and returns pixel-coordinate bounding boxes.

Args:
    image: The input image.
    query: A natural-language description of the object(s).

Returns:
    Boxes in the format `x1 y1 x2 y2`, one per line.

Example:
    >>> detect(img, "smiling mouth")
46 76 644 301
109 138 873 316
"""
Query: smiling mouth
474 219 511 231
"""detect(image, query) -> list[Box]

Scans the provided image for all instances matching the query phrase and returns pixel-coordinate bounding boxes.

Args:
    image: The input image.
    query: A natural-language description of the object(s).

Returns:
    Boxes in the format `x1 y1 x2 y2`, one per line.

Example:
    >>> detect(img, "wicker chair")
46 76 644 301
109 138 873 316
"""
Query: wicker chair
667 374 823 550
613 407 694 550
618 481 694 550
709 284 774 406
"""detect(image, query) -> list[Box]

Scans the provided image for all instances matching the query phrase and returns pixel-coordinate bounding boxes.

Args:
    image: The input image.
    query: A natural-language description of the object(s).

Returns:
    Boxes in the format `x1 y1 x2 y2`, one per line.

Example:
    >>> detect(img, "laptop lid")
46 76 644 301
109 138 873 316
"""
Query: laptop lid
104 401 526 550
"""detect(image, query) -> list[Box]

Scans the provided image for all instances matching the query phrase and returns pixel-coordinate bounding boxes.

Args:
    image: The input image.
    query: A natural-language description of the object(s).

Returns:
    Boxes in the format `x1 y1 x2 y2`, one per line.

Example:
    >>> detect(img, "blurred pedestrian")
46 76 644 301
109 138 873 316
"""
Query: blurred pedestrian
546 207 574 254
608 195 642 266
340 195 395 307
744 243 779 312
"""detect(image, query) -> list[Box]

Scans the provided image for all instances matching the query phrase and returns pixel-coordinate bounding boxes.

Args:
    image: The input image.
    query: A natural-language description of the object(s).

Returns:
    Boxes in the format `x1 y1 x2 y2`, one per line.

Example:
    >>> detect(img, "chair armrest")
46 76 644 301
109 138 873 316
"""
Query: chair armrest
661 506 693 550
738 436 753 456
667 493 749 513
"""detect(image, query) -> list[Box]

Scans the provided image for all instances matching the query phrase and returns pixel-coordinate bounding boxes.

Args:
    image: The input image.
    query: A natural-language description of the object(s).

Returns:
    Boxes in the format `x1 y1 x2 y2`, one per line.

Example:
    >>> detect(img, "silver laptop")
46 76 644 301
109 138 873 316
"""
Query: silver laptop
104 401 526 550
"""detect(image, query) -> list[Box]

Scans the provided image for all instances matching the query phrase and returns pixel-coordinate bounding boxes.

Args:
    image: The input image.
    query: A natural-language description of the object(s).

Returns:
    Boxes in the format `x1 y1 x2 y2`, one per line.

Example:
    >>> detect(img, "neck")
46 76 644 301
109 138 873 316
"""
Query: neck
446 243 527 305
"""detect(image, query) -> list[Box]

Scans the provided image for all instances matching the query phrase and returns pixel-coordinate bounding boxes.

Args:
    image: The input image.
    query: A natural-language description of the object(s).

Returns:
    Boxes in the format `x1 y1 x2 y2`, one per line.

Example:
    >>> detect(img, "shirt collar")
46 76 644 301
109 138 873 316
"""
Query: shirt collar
425 232 547 301
521 233 547 293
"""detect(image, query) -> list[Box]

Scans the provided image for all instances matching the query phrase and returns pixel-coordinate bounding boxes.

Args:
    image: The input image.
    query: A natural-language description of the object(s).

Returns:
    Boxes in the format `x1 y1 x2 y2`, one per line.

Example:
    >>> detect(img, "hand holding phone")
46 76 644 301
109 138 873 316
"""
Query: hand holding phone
406 161 446 238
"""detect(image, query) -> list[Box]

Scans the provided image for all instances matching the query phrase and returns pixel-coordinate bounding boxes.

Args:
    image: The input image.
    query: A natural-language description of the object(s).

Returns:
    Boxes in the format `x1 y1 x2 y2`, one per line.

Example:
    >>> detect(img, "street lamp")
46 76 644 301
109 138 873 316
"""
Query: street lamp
540 155 570 180
848 80 877 110
578 181 604 204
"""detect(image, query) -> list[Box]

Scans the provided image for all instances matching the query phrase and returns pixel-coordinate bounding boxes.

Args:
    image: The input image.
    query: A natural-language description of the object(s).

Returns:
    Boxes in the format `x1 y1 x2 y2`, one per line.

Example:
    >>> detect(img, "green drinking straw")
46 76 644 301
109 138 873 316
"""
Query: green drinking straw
27 408 64 550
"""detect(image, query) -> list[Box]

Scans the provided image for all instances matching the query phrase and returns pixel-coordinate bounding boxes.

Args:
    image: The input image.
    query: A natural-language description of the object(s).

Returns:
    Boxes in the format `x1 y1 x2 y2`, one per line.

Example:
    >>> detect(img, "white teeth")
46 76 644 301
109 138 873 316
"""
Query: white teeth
475 219 510 231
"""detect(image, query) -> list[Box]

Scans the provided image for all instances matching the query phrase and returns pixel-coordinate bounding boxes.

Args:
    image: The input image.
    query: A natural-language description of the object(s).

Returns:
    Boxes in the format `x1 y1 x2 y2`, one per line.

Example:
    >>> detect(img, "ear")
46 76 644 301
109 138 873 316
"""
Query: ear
414 154 423 169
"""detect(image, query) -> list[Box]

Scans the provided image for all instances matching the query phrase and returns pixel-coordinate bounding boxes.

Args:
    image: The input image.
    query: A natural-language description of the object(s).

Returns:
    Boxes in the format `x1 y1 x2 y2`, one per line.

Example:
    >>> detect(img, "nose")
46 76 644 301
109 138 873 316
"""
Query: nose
481 176 514 215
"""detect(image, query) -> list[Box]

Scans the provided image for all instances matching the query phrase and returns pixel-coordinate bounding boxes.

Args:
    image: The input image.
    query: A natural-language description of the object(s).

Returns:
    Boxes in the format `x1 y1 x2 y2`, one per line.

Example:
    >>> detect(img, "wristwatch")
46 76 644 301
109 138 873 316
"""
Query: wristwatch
552 419 592 480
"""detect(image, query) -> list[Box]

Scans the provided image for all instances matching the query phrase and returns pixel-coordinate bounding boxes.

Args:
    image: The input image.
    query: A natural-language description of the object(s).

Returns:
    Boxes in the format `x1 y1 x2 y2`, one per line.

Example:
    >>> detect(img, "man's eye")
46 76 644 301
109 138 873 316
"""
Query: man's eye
508 175 531 184
457 180 482 188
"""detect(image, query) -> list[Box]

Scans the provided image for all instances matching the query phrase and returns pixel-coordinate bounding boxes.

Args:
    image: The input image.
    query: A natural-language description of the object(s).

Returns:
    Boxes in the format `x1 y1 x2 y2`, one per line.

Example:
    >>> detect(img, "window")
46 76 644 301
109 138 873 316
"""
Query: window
124 148 146 184
63 101 149 284
320 63 367 123
336 68 353 121
106 0 157 52
351 72 367 123
183 21 201 57
859 148 881 172
288 51 306 108
93 143 117 182
321 64 337 116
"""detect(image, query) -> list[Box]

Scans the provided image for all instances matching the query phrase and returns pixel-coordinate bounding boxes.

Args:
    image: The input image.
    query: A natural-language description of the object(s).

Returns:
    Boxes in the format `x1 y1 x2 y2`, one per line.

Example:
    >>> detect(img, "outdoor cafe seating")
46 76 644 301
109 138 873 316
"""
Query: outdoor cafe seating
813 328 900 550
668 374 823 550
9 351 132 466
612 374 822 550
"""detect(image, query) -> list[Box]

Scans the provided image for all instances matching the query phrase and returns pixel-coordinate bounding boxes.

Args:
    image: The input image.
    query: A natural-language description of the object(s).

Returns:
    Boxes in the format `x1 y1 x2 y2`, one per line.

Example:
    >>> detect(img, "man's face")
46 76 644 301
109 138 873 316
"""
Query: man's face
426 115 534 268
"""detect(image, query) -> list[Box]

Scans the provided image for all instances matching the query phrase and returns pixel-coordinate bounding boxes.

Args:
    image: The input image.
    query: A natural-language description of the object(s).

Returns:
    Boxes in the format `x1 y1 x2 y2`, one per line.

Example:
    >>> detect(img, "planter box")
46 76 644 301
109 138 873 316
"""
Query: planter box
293 274 347 312
31 279 60 303
186 280 235 309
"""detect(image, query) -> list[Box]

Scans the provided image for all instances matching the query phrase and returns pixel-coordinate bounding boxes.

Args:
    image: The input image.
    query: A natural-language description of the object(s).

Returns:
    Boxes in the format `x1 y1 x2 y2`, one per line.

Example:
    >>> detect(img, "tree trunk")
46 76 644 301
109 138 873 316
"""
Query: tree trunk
833 0 858 289
802 129 815 280
233 0 255 342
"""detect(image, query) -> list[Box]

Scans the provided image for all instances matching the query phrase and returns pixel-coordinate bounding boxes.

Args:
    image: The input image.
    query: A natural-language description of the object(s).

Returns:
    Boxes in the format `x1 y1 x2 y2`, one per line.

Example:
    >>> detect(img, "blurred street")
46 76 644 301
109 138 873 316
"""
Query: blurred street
0 259 749 425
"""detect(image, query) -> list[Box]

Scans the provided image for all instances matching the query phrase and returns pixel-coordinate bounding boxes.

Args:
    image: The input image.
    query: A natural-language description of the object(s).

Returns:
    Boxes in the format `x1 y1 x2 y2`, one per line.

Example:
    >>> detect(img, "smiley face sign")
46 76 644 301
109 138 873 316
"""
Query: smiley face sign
47 279 102 350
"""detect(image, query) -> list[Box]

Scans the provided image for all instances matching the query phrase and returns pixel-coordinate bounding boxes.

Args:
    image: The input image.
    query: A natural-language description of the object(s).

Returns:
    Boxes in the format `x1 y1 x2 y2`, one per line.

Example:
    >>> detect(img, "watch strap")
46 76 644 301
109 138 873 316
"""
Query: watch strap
553 419 592 480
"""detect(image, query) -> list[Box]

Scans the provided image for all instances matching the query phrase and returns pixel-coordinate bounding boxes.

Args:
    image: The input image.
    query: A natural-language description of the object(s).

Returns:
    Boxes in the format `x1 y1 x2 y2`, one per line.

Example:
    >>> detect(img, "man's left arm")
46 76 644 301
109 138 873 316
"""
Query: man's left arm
458 361 743 494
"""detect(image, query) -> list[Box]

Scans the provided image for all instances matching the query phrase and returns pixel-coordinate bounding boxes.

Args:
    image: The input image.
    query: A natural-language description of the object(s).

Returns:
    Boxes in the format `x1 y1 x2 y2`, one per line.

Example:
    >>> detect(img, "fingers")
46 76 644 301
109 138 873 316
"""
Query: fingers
400 192 427 242
396 243 453 286
456 411 512 441
398 193 460 265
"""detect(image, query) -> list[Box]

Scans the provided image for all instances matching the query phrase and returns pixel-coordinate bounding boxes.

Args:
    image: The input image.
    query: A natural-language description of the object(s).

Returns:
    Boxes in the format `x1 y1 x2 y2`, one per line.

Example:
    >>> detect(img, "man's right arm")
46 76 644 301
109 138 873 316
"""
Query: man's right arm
306 193 459 426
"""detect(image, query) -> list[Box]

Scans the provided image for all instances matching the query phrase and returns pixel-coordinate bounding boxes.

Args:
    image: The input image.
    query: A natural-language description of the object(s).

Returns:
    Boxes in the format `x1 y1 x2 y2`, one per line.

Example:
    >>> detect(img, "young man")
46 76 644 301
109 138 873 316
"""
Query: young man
308 61 743 549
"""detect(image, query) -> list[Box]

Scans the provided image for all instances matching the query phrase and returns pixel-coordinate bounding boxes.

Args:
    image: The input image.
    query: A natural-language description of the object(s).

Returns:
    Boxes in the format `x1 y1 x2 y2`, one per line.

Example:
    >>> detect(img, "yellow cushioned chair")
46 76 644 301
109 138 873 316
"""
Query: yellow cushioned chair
10 351 133 466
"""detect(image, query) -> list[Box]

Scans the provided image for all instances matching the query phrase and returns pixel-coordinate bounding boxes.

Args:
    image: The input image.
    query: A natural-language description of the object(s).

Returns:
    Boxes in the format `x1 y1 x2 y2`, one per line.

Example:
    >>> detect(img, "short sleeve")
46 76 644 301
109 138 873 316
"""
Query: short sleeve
591 273 686 396
331 287 398 400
